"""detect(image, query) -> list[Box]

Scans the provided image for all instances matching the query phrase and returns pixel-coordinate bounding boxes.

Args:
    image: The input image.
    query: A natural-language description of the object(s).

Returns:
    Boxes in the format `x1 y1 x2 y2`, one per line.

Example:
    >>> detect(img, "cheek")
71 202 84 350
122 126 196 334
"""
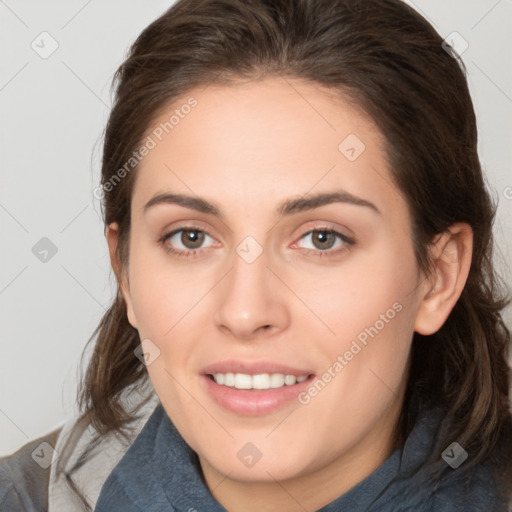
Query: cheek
300 242 418 341
126 242 197 338
298 239 419 406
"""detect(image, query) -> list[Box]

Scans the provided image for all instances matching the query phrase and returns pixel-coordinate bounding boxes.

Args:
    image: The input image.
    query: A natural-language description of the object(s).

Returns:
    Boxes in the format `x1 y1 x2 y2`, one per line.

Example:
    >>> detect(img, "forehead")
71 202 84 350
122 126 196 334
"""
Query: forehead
131 77 403 220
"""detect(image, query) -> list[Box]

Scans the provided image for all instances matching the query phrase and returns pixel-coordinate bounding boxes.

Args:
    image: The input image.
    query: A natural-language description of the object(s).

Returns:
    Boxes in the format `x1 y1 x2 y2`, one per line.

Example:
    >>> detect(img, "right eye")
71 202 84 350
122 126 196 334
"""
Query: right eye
159 227 216 257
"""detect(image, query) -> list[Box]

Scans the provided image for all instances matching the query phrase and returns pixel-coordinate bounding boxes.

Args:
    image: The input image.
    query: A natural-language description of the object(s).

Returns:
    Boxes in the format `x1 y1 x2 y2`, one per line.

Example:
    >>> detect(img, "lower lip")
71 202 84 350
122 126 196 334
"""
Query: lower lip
201 374 314 416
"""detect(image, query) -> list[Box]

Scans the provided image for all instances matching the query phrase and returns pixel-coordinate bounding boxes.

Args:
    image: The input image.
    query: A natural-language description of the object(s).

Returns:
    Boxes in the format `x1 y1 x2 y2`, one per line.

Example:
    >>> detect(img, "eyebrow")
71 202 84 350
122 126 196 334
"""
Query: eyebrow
143 190 381 217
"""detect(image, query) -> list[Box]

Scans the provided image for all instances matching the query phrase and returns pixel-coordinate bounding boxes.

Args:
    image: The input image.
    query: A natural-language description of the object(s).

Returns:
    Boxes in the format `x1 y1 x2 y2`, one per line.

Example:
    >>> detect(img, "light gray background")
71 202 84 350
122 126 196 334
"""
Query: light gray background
1 0 511 456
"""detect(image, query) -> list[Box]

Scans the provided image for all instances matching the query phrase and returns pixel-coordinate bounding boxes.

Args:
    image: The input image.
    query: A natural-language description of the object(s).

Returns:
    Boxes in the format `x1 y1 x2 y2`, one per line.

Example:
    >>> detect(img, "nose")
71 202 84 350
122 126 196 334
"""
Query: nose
213 246 290 341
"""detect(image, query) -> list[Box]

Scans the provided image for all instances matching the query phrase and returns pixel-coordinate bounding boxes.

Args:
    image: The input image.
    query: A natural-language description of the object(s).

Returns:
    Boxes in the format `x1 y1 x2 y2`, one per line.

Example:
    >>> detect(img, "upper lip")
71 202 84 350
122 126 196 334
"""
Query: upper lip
202 360 314 377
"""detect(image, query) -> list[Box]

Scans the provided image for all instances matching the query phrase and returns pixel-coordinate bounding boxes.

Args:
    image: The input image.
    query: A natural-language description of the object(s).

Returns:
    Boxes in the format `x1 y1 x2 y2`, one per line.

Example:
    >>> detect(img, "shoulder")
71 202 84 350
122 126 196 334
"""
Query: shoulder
0 470 24 511
0 427 62 512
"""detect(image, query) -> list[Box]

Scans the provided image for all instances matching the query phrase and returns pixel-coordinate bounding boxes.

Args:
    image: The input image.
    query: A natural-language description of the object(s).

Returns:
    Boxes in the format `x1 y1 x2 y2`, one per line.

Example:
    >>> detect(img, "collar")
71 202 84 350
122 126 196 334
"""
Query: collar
48 380 159 512
95 403 226 512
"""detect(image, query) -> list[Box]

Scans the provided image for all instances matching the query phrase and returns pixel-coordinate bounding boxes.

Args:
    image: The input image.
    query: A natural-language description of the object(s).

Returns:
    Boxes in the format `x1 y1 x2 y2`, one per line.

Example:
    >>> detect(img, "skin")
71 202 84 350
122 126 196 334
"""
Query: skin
107 77 472 512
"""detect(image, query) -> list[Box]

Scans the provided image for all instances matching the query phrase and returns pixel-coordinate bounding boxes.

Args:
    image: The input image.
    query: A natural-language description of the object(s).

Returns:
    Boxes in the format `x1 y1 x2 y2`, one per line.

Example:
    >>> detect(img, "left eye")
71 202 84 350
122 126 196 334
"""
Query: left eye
296 229 350 252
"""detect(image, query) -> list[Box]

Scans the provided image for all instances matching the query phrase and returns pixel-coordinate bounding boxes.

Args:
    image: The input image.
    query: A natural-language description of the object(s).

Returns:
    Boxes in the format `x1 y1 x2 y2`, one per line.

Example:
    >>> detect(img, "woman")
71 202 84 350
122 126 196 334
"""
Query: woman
1 0 511 510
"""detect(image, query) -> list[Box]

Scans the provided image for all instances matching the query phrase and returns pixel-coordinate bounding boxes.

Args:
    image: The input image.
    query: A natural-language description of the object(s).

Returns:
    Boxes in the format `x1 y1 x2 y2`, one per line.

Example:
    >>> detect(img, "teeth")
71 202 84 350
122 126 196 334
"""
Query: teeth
270 373 285 388
212 372 309 390
253 373 270 389
284 375 296 386
235 373 252 389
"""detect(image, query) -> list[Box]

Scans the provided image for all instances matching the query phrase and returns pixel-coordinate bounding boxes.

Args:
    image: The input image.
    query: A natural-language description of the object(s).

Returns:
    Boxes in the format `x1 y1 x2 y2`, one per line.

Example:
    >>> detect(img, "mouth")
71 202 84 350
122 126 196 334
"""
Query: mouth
200 361 315 416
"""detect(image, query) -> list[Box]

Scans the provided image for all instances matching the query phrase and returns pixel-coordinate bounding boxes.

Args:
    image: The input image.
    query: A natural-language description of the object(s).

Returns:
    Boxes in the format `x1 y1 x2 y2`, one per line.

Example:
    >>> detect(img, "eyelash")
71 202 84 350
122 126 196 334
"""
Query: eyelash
158 225 355 259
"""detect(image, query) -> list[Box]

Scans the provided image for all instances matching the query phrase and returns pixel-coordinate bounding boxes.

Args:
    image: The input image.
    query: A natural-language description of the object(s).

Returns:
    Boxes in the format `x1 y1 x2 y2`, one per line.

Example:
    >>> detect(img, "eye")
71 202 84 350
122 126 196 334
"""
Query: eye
159 227 216 257
295 228 354 256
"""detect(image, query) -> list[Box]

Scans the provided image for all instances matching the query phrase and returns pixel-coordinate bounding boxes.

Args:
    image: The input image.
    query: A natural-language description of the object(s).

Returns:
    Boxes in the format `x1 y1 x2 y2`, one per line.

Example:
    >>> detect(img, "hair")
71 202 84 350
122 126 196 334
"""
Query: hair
76 0 510 489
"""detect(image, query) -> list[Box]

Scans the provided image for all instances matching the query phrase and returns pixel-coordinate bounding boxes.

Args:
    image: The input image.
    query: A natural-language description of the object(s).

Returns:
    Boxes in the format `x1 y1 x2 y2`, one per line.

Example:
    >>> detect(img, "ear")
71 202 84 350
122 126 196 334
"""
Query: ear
414 223 473 335
106 222 138 329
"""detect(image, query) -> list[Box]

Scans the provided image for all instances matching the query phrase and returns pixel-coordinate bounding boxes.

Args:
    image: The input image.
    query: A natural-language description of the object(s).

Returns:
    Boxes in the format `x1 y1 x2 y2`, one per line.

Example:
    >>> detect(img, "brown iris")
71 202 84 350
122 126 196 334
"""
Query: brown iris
181 229 205 249
311 230 336 250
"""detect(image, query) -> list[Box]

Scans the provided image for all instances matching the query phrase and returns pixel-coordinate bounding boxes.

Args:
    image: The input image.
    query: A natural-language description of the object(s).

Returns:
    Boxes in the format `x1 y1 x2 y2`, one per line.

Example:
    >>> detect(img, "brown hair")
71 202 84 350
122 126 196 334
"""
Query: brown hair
77 0 510 481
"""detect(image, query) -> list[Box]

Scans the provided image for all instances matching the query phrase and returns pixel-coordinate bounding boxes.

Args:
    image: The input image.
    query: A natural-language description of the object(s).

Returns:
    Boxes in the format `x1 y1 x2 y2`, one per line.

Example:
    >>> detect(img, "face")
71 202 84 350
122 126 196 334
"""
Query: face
113 78 428 486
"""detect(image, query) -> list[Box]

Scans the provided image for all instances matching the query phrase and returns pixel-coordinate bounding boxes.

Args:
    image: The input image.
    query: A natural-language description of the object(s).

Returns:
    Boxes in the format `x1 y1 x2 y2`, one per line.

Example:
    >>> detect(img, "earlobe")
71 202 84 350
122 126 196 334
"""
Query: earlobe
105 222 138 329
414 223 473 335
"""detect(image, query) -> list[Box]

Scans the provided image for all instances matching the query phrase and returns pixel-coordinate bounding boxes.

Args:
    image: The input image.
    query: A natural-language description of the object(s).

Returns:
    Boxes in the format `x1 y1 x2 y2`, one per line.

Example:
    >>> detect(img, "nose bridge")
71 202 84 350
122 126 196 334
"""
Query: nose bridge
213 236 289 338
